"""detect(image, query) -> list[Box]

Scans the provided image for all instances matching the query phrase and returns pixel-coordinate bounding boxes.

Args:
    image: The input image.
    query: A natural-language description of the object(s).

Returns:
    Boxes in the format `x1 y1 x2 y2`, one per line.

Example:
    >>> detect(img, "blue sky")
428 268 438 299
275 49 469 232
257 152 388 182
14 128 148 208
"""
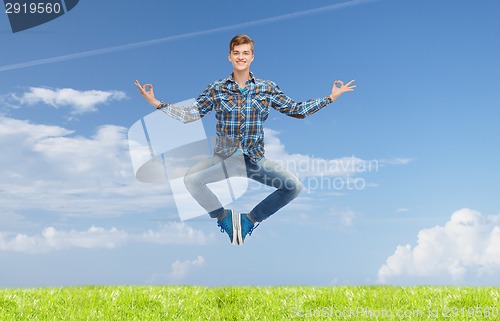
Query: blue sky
1 0 500 287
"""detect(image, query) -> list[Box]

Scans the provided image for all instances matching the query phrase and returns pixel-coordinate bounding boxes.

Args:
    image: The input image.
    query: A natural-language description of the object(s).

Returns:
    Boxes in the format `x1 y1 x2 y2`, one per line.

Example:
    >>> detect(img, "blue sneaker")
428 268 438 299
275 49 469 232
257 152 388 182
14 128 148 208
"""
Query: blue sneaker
217 209 238 245
238 213 259 244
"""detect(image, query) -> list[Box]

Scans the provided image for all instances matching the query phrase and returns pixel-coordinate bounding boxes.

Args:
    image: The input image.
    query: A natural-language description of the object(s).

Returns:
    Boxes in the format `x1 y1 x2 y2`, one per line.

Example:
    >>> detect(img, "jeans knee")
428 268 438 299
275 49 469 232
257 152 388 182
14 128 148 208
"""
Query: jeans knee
183 172 198 191
293 180 303 197
284 177 302 198
295 180 303 195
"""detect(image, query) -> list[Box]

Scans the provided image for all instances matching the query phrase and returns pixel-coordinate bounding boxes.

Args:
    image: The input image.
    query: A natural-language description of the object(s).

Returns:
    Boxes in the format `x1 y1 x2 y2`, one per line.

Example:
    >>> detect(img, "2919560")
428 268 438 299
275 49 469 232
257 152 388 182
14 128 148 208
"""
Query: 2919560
5 2 61 14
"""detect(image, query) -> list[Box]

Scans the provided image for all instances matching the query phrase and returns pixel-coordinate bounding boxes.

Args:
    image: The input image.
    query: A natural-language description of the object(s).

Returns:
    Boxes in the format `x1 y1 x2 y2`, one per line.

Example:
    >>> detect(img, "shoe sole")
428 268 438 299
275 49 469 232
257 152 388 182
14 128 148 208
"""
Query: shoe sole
232 211 242 245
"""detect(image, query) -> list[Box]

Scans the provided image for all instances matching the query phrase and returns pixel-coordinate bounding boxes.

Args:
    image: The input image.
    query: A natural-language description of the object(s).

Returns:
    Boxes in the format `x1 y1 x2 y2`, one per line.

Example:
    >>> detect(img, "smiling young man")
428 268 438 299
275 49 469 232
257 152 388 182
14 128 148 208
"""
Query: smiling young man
135 34 355 245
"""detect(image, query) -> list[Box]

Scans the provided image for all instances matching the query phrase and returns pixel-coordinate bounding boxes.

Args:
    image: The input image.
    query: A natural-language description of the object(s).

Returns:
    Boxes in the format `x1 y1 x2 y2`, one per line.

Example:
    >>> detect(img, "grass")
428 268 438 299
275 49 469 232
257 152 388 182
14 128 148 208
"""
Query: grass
0 286 499 320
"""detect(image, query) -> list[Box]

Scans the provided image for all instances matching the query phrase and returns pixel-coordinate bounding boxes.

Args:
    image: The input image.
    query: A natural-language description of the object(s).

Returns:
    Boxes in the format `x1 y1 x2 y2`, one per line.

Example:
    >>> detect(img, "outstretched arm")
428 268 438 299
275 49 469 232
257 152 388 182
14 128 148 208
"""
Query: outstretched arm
134 79 215 124
269 79 356 119
329 79 356 103
135 80 161 108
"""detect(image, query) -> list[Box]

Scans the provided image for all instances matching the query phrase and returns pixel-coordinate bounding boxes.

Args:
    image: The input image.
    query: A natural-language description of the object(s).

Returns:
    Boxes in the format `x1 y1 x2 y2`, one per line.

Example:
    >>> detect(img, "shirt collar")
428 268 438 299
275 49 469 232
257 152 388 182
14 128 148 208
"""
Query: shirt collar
225 72 256 84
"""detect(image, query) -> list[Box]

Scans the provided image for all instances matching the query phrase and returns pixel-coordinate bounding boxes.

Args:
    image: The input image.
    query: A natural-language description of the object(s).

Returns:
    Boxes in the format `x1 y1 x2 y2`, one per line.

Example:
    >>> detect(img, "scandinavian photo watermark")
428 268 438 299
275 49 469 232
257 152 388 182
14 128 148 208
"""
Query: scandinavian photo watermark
248 156 379 193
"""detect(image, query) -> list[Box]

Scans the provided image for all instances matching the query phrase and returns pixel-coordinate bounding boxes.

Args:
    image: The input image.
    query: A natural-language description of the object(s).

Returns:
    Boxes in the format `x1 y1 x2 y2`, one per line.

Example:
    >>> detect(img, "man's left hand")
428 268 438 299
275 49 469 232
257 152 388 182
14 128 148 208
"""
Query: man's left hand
329 79 356 101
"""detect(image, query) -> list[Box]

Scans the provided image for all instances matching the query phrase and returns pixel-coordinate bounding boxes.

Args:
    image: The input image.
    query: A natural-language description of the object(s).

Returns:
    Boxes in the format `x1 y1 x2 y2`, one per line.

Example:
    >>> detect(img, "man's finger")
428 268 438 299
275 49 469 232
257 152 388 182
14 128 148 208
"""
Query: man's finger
135 81 147 94
346 80 356 86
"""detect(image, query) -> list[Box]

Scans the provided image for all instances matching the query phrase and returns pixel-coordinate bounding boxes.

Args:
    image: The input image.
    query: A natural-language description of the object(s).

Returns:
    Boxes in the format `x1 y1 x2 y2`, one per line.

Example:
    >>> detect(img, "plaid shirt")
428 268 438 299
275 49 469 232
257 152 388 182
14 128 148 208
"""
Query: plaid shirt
158 72 333 162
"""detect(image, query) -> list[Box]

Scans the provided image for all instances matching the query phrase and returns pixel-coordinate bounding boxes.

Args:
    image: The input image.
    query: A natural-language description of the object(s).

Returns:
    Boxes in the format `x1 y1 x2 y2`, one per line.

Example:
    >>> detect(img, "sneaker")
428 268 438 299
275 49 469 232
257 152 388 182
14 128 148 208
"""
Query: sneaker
238 213 259 244
217 209 239 245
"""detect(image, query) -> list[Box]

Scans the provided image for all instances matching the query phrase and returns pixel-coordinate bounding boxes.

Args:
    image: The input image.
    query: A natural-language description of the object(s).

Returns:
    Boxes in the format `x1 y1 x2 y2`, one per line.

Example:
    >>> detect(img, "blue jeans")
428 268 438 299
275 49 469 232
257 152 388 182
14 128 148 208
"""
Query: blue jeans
183 152 302 222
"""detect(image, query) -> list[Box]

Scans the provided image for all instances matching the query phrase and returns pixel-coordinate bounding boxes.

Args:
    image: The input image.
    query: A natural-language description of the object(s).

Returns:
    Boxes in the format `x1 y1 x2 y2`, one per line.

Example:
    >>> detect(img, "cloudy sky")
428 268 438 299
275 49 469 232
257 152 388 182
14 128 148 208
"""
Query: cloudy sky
1 0 499 287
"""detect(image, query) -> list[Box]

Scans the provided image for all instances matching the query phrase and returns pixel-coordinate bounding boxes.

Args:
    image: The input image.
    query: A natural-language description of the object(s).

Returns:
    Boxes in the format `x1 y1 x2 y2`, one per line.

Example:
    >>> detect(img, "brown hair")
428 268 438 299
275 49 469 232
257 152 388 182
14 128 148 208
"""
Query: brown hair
229 34 254 54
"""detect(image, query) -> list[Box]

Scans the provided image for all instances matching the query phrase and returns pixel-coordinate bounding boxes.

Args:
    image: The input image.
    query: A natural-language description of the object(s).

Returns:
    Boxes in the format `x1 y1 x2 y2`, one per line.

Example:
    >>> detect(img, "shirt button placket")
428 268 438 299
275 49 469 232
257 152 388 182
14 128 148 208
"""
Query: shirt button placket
240 95 249 150
238 96 245 149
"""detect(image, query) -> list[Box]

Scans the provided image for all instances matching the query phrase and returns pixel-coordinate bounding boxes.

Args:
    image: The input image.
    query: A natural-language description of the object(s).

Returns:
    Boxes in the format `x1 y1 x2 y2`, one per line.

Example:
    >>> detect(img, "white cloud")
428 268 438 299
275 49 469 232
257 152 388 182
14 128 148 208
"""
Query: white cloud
169 255 205 280
331 207 357 227
378 208 500 284
260 129 409 200
0 116 72 140
0 212 38 231
0 226 128 253
0 116 170 217
0 223 213 254
12 87 127 114
137 223 214 245
264 128 408 178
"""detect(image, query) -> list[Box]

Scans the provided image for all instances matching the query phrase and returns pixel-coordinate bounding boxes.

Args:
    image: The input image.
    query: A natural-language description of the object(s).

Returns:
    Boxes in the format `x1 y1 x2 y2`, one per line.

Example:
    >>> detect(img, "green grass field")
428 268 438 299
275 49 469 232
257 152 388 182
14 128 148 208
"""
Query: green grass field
0 286 499 320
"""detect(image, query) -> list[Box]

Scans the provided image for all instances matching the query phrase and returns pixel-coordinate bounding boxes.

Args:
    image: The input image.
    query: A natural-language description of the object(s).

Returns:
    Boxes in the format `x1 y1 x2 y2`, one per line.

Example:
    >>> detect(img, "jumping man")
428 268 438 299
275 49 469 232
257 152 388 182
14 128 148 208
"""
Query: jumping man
135 34 356 245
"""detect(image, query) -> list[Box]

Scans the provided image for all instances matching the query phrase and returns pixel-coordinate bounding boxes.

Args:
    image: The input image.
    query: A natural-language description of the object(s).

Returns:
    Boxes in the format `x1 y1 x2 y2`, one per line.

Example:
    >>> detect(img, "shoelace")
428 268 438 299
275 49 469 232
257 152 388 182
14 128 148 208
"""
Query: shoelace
217 221 226 233
247 223 260 236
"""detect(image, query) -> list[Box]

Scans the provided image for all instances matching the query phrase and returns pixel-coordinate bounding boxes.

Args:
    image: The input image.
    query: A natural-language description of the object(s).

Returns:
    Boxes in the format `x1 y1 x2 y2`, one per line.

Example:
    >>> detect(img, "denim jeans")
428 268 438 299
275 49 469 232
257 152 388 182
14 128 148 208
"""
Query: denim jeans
183 152 302 222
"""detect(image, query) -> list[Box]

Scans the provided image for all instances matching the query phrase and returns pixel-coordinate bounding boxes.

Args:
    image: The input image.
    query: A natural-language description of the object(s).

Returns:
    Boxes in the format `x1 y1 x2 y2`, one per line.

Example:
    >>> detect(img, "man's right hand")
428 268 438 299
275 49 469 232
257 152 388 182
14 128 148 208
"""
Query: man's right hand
135 80 161 108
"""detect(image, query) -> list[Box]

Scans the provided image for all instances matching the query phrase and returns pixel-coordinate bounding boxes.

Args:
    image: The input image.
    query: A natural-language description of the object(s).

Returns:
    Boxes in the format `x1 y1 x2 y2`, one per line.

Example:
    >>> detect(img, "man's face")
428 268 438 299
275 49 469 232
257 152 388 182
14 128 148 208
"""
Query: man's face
228 43 254 72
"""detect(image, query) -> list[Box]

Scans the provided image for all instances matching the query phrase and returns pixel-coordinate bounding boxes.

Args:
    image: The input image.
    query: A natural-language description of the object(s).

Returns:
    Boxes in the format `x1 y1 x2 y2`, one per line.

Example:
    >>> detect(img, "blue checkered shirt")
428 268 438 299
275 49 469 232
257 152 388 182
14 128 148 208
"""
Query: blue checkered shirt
158 72 333 162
